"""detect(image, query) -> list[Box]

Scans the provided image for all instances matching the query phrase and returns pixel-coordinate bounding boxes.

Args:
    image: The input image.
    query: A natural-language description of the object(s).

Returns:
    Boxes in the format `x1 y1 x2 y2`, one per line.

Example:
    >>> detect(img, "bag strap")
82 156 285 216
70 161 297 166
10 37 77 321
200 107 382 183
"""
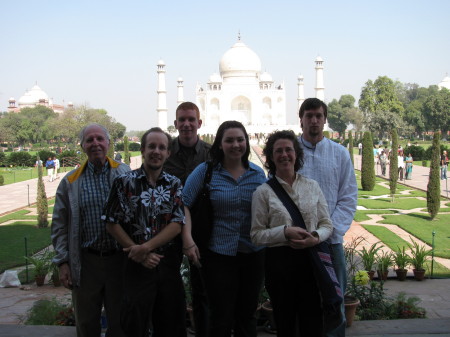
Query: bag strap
203 161 213 185
266 177 306 230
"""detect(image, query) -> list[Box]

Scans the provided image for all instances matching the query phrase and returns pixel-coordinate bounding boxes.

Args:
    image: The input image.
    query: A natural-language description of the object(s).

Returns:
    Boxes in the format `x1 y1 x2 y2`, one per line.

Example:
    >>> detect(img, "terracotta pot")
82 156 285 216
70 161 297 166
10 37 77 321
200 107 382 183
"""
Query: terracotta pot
344 295 360 327
51 273 61 287
377 270 388 281
366 270 375 280
35 275 46 286
395 269 408 281
413 269 426 281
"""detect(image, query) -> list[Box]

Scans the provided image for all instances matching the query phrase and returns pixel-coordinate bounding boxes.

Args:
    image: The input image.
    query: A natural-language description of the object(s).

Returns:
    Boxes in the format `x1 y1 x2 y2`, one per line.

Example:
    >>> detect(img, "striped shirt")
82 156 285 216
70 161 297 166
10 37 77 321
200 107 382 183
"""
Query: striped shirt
298 136 357 244
80 161 117 250
183 162 266 256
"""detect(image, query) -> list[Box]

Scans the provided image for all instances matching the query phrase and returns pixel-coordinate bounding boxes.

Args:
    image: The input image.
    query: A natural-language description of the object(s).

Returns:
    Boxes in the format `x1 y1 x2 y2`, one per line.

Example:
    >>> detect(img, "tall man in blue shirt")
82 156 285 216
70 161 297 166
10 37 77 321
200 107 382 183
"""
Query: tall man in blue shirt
297 98 357 337
52 123 130 337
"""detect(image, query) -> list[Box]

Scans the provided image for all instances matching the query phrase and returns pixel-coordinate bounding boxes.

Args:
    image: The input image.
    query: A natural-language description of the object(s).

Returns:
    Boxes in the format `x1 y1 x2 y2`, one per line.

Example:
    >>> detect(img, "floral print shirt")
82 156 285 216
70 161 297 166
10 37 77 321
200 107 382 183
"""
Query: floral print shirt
102 166 184 249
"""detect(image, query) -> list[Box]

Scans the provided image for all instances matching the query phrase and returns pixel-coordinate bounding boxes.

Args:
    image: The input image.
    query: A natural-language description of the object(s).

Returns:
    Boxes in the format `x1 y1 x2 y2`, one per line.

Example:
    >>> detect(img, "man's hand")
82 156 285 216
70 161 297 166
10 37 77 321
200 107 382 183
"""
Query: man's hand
59 263 73 289
123 244 149 263
141 253 164 269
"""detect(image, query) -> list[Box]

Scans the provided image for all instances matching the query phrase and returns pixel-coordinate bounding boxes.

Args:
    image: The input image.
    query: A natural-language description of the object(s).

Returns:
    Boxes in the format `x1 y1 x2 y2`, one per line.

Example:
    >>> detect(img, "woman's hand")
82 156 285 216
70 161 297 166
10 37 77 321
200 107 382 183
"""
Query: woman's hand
183 243 202 267
141 252 164 269
285 227 320 249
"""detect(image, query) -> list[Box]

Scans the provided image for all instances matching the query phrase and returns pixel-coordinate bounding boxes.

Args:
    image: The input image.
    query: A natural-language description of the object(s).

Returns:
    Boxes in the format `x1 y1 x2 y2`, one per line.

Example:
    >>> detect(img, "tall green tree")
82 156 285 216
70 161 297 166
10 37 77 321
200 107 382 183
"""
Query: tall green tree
359 76 405 139
36 156 48 228
389 129 399 200
124 136 130 165
427 132 441 219
361 131 375 191
422 89 450 137
348 131 354 166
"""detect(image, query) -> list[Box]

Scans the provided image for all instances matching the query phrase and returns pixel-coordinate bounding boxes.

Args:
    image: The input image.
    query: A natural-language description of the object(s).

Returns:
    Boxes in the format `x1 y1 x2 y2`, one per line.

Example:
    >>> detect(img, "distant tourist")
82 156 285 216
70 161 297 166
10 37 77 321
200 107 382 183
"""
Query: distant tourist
405 153 413 180
441 150 448 180
45 157 55 182
52 156 60 180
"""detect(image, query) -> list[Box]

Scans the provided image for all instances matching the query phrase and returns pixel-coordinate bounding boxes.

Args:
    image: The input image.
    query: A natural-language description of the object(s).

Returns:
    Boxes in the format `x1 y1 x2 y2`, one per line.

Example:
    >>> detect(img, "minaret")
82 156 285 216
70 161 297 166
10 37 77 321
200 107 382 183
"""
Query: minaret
314 56 325 101
297 75 305 109
177 77 184 106
156 59 168 130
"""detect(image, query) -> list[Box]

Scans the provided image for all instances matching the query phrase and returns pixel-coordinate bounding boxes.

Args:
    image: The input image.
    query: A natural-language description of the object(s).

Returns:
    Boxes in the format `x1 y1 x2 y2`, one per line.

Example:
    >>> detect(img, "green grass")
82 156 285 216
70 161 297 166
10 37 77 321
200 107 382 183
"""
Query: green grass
379 213 450 259
0 222 51 273
361 225 410 250
0 167 74 185
0 210 33 224
354 210 398 222
358 197 426 210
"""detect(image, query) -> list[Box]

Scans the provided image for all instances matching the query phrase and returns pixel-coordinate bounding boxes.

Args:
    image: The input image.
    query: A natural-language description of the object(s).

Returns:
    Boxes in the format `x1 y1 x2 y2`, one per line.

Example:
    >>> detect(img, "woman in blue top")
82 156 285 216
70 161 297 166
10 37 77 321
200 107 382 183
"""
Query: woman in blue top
183 120 266 337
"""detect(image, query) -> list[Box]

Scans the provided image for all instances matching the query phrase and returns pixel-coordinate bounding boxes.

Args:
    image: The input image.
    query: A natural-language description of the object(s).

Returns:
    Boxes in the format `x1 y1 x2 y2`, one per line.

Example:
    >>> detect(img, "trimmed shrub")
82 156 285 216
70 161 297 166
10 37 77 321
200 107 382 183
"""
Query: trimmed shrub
0 175 4 186
7 152 34 166
427 132 441 220
403 145 425 161
129 142 141 151
361 132 375 191
0 152 5 166
348 131 354 166
36 156 48 228
124 137 130 165
38 150 56 163
422 160 428 167
115 142 124 151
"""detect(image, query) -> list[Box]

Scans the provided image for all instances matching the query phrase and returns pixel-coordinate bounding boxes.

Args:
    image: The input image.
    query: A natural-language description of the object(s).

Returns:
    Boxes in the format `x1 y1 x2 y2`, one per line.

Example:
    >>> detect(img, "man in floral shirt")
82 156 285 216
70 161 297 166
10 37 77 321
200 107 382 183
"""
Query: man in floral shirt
103 127 186 337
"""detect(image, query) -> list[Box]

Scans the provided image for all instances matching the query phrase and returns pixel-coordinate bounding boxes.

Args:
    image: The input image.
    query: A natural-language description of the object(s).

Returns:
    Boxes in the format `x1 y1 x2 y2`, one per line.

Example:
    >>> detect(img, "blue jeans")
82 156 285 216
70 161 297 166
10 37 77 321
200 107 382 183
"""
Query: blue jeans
326 243 347 337
441 166 448 180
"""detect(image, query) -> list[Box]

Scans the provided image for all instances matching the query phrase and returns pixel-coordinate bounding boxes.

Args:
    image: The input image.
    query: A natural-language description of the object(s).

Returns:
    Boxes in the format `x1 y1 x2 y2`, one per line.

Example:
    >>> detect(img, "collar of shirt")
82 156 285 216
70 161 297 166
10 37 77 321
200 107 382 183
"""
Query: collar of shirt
135 165 172 184
172 137 201 154
86 160 110 175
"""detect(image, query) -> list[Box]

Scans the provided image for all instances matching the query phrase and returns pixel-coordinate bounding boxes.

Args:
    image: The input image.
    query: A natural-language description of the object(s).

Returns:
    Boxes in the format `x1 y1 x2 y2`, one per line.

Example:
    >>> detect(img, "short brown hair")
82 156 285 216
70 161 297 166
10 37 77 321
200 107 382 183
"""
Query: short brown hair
299 98 328 120
140 127 172 152
176 102 200 119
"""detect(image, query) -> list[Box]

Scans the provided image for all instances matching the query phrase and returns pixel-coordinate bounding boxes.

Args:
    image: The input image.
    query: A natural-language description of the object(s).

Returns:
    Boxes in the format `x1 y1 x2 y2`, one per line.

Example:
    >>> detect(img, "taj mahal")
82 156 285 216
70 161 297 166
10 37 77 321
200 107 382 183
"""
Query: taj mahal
155 37 325 134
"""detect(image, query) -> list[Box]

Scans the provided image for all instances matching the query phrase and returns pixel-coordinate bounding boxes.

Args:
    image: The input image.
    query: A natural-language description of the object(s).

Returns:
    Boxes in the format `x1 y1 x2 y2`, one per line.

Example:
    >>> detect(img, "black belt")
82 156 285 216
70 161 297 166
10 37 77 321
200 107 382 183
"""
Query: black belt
83 247 119 257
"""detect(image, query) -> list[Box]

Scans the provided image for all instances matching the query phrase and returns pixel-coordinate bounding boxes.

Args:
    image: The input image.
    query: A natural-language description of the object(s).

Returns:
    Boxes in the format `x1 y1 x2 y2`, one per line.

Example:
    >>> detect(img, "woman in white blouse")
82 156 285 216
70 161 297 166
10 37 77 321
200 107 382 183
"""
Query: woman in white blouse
251 130 332 337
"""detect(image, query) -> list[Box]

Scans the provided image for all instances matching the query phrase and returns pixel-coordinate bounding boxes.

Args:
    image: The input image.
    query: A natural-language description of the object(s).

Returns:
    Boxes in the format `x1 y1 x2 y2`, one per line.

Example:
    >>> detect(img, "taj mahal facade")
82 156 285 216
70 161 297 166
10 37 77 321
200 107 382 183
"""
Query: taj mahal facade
156 37 326 135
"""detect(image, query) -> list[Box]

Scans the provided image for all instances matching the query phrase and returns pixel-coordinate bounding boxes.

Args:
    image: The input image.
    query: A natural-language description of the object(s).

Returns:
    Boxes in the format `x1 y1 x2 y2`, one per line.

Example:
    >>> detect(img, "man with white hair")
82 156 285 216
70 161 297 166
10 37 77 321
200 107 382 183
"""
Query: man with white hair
52 123 129 337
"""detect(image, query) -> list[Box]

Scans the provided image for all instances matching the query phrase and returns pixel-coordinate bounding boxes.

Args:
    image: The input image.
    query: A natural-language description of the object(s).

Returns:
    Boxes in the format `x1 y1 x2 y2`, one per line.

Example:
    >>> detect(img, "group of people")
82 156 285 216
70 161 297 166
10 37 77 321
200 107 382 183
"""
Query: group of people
44 156 60 182
51 98 357 337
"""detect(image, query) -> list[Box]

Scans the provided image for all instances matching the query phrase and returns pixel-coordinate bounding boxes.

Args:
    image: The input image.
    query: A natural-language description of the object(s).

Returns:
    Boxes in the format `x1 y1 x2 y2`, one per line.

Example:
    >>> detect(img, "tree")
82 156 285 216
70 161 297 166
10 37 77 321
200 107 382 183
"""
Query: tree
359 76 405 139
361 131 375 191
36 156 48 228
327 99 347 136
422 89 450 137
124 136 130 165
427 132 441 219
327 95 363 135
348 131 354 166
389 129 399 200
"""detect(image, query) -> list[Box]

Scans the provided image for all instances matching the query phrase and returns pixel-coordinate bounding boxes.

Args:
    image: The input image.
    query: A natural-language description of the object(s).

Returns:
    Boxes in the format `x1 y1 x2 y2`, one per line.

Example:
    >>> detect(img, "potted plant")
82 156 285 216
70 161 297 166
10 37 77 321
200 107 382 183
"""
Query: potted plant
393 246 410 281
357 242 383 279
46 251 61 287
408 240 432 281
344 270 368 327
26 253 49 286
375 251 393 281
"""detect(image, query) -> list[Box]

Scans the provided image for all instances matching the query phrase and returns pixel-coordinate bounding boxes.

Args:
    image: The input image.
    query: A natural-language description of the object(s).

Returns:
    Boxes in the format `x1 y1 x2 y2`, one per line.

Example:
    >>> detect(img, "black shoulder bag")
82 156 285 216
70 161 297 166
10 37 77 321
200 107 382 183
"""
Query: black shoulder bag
266 177 343 331
189 161 214 252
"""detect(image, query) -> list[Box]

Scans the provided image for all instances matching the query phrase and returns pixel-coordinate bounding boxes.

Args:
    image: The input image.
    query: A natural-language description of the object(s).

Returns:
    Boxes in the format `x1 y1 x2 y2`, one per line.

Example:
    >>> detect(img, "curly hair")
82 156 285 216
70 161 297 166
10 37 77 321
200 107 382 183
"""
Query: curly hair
263 130 303 176
210 120 250 168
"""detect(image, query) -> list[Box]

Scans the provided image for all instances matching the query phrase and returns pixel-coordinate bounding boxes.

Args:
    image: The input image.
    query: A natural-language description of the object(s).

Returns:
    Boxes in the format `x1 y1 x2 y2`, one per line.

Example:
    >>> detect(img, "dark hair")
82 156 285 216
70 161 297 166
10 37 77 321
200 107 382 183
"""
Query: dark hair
263 130 303 176
210 120 250 168
299 98 328 120
140 127 172 152
176 101 200 119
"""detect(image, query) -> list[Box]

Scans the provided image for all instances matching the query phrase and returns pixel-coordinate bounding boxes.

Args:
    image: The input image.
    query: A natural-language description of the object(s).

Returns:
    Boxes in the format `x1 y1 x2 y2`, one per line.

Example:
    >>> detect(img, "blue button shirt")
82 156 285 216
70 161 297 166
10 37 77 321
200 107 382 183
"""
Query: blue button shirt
183 162 266 256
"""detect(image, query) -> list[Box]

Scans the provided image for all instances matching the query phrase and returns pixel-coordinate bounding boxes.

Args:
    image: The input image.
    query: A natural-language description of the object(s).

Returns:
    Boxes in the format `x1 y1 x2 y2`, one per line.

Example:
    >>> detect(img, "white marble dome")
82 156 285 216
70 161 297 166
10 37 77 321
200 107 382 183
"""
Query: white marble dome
219 40 261 77
438 75 450 90
18 85 49 105
260 71 273 82
208 73 222 83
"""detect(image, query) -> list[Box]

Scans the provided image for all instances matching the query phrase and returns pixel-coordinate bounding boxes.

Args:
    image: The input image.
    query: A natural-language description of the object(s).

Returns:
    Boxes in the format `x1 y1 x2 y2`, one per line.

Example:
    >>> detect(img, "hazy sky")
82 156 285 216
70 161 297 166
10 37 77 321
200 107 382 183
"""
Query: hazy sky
1 0 449 131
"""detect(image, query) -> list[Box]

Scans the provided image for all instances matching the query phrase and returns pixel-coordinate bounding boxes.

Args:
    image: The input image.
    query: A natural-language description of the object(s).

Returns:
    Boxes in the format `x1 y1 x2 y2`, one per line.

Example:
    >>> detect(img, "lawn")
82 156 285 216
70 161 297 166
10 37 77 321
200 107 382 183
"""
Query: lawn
379 213 450 259
354 210 398 222
0 167 75 185
358 197 426 210
0 222 51 273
